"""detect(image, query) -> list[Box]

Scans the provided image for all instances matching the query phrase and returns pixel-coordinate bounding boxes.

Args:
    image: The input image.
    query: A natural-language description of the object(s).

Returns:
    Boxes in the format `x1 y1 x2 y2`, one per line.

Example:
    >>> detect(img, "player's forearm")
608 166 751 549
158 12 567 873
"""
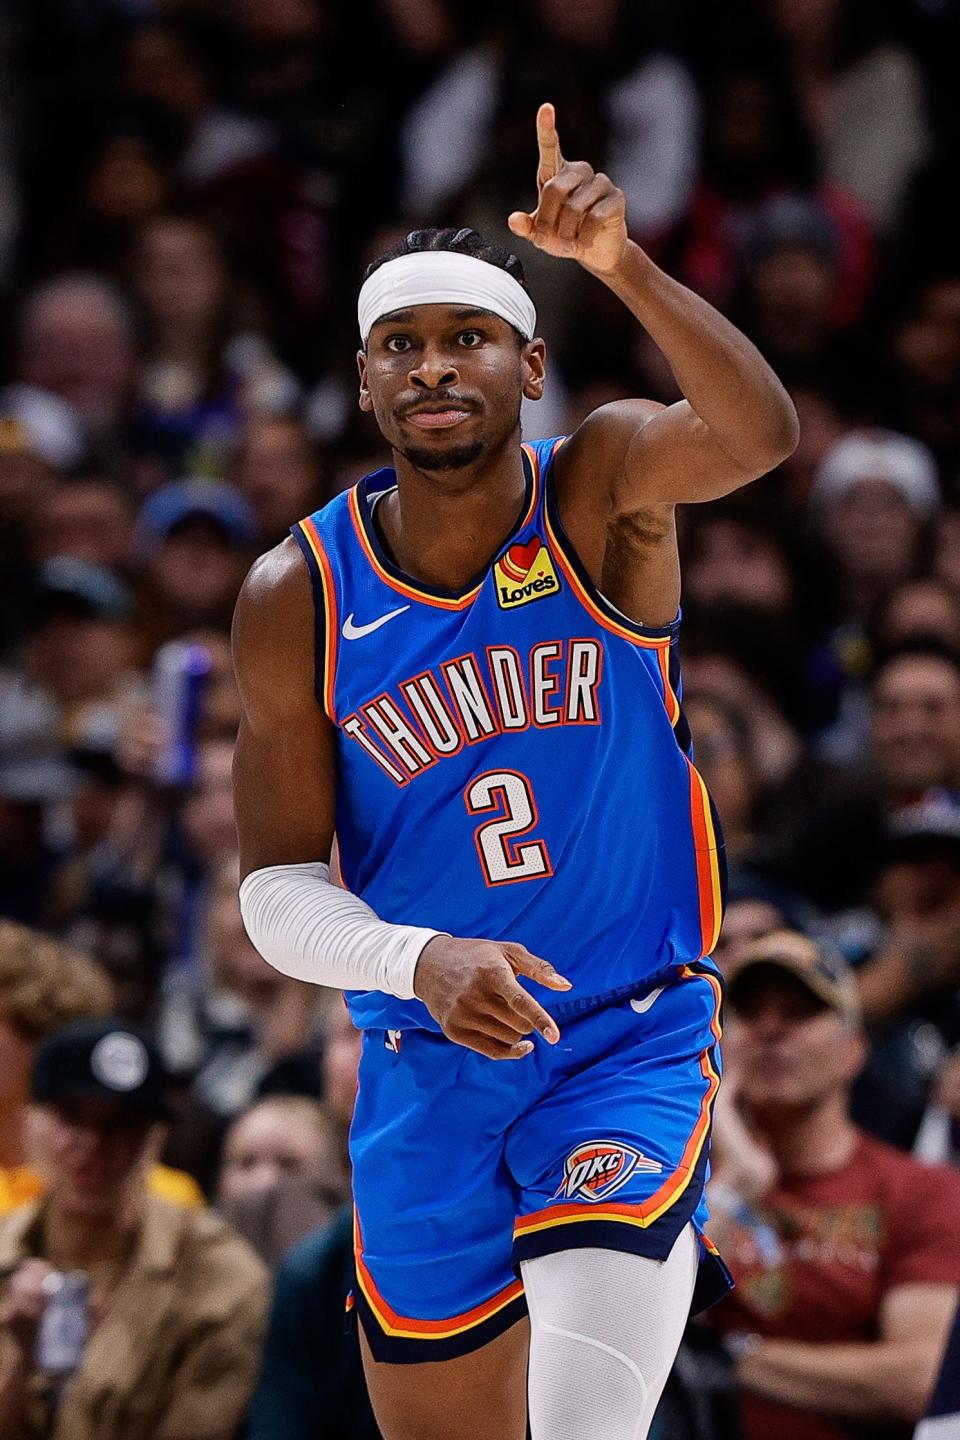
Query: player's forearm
595 242 798 473
737 1337 937 1423
238 860 444 997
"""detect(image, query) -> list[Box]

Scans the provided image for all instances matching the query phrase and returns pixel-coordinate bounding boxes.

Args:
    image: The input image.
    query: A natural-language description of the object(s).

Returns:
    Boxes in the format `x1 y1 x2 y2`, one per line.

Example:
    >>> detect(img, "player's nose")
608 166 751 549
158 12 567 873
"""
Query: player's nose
409 344 459 389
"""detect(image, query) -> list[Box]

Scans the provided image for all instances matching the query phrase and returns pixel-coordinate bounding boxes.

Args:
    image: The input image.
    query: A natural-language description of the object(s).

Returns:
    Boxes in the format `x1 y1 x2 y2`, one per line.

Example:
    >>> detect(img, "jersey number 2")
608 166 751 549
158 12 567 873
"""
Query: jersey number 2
464 770 553 886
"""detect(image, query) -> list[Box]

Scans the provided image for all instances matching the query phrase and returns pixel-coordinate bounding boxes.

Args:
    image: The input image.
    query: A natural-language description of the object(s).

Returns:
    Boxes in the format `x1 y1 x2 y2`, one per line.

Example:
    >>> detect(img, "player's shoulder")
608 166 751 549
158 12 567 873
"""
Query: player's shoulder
232 536 317 695
237 536 312 620
551 400 667 509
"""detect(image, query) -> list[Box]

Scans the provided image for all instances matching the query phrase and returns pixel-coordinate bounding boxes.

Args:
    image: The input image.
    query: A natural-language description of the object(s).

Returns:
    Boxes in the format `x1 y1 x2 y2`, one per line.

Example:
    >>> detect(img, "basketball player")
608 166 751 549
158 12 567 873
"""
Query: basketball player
233 105 798 1440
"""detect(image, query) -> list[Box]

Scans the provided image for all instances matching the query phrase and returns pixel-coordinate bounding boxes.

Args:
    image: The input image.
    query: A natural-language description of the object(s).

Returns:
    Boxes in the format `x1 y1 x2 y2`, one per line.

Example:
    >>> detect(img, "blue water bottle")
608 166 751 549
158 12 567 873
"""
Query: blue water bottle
151 641 212 788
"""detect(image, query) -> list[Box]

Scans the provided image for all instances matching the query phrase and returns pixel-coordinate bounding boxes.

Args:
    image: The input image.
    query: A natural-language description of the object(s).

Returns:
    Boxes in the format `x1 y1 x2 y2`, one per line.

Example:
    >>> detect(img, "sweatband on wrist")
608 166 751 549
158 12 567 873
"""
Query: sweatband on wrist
238 860 446 999
358 251 537 345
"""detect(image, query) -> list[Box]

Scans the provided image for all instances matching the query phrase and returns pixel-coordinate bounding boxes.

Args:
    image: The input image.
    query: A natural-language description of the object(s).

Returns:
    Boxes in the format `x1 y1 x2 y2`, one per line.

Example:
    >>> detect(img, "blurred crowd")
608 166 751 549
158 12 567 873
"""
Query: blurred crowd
2 0 960 1436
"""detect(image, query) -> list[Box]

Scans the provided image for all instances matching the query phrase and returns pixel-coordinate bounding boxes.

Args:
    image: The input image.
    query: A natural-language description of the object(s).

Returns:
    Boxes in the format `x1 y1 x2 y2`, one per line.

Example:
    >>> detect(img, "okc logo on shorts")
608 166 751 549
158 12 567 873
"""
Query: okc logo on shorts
555 1140 662 1203
494 538 560 610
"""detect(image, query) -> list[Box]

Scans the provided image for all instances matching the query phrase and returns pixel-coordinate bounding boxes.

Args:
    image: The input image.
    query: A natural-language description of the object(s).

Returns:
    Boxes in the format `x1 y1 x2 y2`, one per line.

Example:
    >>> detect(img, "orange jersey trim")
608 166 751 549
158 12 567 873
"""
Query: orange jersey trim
656 645 681 727
542 509 671 651
686 760 724 956
353 1211 524 1339
346 447 541 611
297 516 339 723
514 967 722 1240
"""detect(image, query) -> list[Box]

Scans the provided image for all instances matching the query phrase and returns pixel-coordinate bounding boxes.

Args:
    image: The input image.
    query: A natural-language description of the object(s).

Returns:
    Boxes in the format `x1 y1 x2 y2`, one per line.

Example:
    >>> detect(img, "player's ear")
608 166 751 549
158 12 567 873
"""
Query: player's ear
521 338 547 402
357 349 373 412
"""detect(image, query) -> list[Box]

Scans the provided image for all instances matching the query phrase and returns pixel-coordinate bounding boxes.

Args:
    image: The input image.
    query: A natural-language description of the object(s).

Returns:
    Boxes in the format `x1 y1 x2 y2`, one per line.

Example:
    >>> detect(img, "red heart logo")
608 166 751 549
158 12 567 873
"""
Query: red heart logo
506 538 541 573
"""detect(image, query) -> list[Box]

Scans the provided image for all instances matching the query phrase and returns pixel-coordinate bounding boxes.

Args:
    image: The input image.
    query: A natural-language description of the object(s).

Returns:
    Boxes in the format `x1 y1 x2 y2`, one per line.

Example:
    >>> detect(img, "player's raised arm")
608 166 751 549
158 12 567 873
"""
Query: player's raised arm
231 543 569 1059
508 103 799 513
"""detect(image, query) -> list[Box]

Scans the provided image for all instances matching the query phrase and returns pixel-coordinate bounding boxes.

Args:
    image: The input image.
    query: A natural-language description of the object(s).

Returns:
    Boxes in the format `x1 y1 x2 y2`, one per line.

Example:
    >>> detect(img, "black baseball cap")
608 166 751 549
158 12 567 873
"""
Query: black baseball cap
31 1019 174 1122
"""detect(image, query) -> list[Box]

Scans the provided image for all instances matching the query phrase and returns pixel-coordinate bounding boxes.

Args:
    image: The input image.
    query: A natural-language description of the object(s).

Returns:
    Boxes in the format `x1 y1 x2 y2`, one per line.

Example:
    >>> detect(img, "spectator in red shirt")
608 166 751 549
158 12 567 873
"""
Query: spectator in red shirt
708 929 960 1440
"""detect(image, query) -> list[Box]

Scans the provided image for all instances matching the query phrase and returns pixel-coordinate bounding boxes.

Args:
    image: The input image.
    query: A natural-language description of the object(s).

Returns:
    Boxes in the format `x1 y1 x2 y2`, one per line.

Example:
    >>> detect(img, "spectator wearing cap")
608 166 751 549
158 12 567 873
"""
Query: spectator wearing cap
809 438 942 765
0 919 204 1216
0 559 140 927
0 556 136 745
133 479 257 648
708 930 960 1440
0 1019 268 1440
812 429 940 632
735 193 864 397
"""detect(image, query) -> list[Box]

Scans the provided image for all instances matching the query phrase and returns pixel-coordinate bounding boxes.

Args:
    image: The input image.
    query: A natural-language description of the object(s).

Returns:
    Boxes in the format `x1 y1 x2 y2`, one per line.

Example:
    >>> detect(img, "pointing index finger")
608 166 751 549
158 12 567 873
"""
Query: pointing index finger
536 102 562 183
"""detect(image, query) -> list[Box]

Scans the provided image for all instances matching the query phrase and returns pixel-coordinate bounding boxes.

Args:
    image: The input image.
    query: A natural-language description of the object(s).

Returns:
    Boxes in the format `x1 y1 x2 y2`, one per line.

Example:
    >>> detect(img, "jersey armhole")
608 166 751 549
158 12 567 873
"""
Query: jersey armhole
291 519 338 723
539 440 681 648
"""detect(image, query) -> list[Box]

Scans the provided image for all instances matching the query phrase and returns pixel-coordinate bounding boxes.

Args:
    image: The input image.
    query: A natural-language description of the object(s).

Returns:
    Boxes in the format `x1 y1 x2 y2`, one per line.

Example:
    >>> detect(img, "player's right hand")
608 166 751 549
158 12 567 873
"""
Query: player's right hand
413 936 571 1059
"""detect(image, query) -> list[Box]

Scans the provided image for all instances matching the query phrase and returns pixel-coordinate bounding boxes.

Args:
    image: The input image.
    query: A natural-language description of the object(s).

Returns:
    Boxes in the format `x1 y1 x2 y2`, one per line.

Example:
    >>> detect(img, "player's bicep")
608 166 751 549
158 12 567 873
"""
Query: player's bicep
617 400 762 509
557 396 759 518
232 542 337 877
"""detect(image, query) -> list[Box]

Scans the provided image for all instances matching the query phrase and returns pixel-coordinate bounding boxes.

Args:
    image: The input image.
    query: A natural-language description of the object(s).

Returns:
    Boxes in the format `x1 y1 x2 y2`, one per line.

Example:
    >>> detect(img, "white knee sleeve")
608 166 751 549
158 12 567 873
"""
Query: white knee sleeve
521 1225 699 1440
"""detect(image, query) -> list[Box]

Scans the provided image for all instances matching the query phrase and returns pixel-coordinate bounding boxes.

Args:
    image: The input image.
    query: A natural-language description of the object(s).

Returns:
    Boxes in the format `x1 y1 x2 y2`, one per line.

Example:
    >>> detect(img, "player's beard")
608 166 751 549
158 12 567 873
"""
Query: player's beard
399 438 485 472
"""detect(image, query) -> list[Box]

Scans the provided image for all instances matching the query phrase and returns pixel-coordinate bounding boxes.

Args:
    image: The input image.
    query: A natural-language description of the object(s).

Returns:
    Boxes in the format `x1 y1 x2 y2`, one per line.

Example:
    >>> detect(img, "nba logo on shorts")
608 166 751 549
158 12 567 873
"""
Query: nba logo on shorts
555 1140 662 1202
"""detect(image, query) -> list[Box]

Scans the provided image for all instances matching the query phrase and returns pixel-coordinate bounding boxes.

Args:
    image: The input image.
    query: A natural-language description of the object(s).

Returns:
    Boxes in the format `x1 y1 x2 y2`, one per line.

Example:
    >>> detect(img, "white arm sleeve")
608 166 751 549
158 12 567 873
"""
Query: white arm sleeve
238 861 446 999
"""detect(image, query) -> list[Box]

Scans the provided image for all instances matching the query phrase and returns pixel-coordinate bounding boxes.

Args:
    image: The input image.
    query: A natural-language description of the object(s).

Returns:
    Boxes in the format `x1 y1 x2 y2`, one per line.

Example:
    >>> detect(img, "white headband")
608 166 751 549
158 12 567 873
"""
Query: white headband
358 251 537 346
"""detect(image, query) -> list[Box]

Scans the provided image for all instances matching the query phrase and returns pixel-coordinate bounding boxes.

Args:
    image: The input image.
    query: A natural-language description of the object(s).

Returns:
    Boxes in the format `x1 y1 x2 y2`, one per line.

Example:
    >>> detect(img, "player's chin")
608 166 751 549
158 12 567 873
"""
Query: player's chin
401 438 485 472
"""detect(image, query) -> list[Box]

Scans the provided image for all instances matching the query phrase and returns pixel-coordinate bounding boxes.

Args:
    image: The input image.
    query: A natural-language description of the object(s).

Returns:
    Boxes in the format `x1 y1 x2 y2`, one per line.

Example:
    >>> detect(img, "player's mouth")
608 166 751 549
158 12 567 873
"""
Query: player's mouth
404 408 475 429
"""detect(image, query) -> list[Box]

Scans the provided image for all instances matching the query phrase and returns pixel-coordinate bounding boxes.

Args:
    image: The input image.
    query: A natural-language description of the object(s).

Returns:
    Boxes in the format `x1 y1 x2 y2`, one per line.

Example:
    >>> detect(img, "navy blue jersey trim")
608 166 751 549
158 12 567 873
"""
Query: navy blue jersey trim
354 451 535 602
352 1284 527 1364
511 1220 734 1317
542 446 681 643
290 522 328 712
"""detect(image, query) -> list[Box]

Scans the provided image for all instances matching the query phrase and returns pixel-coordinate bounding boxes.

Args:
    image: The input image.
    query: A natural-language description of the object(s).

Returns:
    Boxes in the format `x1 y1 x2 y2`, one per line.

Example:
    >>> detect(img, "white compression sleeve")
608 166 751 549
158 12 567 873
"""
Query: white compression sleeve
238 861 446 999
521 1225 699 1440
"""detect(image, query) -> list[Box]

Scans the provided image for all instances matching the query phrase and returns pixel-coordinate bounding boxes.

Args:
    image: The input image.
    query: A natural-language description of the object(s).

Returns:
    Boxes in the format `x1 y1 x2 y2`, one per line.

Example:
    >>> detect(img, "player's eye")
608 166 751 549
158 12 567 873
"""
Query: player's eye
458 330 484 347
385 335 411 353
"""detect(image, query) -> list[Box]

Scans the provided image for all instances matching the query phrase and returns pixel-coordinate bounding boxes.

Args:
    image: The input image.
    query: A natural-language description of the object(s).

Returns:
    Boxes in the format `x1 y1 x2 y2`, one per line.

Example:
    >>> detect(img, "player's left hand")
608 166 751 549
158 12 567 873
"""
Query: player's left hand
508 103 628 275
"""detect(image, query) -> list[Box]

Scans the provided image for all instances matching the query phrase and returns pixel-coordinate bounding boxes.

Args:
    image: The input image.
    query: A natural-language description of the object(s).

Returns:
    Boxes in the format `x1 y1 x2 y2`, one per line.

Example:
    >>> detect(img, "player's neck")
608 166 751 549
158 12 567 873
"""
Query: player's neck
382 440 528 591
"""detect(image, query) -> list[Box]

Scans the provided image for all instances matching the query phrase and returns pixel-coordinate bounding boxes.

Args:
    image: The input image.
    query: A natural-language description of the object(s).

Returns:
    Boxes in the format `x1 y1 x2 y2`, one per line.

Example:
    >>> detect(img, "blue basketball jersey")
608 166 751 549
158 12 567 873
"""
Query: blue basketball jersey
292 436 725 1031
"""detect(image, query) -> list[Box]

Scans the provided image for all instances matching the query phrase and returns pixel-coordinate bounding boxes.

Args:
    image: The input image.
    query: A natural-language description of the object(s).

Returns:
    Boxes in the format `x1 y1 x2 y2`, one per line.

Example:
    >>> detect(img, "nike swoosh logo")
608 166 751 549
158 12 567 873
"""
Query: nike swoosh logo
341 605 410 640
629 987 665 1015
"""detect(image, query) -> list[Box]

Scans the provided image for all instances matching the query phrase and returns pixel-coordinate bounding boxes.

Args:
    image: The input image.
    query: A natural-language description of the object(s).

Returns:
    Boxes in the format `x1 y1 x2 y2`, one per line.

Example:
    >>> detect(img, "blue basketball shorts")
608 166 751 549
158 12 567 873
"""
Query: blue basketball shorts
349 961 733 1363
